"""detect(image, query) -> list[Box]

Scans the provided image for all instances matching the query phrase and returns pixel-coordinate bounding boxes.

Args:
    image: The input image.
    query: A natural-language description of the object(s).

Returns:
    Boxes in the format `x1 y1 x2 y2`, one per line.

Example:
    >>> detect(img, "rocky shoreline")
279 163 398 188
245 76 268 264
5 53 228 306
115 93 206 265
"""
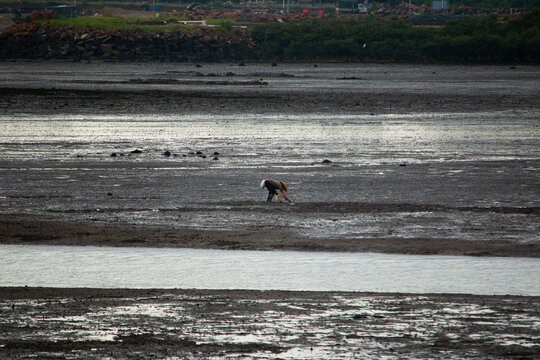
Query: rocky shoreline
0 21 255 62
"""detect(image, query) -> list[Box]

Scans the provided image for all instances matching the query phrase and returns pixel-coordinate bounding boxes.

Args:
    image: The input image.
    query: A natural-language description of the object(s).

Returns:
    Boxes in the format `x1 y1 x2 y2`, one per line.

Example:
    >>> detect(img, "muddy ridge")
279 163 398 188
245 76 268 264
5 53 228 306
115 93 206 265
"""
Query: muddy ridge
1 86 537 115
2 214 539 257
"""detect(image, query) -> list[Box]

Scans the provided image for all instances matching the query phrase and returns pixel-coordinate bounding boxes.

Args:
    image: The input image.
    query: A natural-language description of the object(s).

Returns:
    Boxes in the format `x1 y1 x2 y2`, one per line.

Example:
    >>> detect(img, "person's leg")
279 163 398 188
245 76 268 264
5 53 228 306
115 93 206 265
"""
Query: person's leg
280 191 291 202
265 181 277 202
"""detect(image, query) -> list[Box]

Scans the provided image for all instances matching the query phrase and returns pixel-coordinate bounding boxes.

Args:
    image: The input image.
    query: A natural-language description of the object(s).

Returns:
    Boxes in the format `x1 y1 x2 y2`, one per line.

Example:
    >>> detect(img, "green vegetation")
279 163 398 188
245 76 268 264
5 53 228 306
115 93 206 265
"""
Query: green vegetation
447 0 540 9
0 0 140 6
251 9 540 63
43 15 183 31
7 0 539 63
40 14 249 32
35 8 540 63
44 14 198 31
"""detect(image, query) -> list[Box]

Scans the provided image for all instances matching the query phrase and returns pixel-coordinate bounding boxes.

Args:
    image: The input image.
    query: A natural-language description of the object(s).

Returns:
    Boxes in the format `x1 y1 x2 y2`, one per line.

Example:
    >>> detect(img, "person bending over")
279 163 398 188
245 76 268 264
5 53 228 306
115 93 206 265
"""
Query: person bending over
260 179 292 202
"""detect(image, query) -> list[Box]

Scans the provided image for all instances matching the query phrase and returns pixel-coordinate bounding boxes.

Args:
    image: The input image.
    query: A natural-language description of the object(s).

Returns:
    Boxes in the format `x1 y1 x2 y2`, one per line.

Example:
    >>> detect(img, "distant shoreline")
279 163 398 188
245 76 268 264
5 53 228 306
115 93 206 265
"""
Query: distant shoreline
2 10 540 64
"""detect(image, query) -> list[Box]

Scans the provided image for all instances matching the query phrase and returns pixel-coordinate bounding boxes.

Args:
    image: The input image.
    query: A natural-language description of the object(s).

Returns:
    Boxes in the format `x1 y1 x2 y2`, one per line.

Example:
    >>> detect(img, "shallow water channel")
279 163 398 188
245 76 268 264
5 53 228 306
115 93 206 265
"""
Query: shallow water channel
1 245 538 296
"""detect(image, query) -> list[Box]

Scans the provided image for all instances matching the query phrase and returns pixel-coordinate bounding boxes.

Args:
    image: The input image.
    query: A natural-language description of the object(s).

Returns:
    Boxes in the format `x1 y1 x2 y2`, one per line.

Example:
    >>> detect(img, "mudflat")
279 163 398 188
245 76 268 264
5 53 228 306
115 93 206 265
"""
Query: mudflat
1 213 539 257
1 63 539 359
1 62 539 116
1 62 539 257
1 287 539 359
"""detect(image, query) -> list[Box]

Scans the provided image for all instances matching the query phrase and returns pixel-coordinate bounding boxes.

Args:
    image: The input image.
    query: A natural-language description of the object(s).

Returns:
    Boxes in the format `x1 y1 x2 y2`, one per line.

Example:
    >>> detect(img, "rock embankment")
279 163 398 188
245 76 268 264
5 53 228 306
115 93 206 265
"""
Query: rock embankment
0 21 256 61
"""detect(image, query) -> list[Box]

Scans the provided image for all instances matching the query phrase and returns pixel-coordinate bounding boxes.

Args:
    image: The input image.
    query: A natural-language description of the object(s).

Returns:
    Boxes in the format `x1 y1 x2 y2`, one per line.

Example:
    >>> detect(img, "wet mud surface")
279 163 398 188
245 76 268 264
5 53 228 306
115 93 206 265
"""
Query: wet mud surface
1 62 539 116
1 62 539 257
1 287 539 359
1 63 539 359
1 212 538 257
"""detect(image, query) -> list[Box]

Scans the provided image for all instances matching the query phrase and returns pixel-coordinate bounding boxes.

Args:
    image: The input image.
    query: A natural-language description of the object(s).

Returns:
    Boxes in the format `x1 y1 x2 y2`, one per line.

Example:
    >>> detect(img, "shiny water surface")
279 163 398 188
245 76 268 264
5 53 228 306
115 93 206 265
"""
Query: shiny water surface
1 112 538 166
1 245 538 295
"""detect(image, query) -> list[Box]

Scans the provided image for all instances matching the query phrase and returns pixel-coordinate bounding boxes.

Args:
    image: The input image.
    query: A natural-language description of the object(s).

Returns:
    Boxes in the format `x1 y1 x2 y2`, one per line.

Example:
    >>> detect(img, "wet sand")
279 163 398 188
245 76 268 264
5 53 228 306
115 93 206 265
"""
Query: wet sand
1 287 539 359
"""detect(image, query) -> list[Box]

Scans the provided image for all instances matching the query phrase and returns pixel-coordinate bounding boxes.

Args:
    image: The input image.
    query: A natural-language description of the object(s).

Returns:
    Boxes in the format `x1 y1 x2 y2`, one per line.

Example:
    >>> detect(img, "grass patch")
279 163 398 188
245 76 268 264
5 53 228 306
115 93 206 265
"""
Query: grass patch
0 0 142 6
43 15 185 31
40 14 251 32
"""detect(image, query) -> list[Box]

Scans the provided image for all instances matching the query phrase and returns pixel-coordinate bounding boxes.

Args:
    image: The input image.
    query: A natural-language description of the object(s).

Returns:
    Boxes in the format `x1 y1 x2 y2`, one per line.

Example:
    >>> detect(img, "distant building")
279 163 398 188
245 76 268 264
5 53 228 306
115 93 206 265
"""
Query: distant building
432 0 448 11
50 5 77 18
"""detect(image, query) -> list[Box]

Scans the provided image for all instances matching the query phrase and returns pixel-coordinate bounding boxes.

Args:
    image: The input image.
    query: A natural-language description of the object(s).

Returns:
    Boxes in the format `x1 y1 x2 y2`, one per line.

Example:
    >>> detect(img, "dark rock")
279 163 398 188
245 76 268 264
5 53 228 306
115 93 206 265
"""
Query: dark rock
196 151 203 155
271 62 277 67
107 192 113 196
399 163 407 167
321 159 332 164
313 64 318 67
131 149 142 154
353 314 368 320
213 157 219 160
162 150 171 156
213 151 220 155
111 152 117 157
201 155 207 158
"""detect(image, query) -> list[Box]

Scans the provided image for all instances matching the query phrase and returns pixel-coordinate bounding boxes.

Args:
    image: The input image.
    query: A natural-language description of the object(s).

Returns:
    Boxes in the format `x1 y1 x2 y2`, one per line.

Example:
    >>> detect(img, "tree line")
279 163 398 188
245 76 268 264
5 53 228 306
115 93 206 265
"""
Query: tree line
250 9 540 63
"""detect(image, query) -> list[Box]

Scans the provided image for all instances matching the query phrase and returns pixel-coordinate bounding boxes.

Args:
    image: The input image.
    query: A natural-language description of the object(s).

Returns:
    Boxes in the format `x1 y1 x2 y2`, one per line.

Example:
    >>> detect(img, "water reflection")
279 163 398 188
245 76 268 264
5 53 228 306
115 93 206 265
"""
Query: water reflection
1 111 538 165
1 245 538 295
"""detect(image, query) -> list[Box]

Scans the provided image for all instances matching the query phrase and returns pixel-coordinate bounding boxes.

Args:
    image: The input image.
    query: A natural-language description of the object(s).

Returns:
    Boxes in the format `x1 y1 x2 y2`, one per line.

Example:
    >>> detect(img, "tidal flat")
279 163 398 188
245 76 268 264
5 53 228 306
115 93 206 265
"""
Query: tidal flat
0 62 539 358
1 287 539 359
1 62 539 256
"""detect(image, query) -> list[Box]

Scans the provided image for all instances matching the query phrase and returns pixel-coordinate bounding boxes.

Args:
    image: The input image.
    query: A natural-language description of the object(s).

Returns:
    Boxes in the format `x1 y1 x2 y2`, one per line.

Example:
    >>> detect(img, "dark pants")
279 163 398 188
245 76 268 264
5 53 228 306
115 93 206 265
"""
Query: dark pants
265 182 279 202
